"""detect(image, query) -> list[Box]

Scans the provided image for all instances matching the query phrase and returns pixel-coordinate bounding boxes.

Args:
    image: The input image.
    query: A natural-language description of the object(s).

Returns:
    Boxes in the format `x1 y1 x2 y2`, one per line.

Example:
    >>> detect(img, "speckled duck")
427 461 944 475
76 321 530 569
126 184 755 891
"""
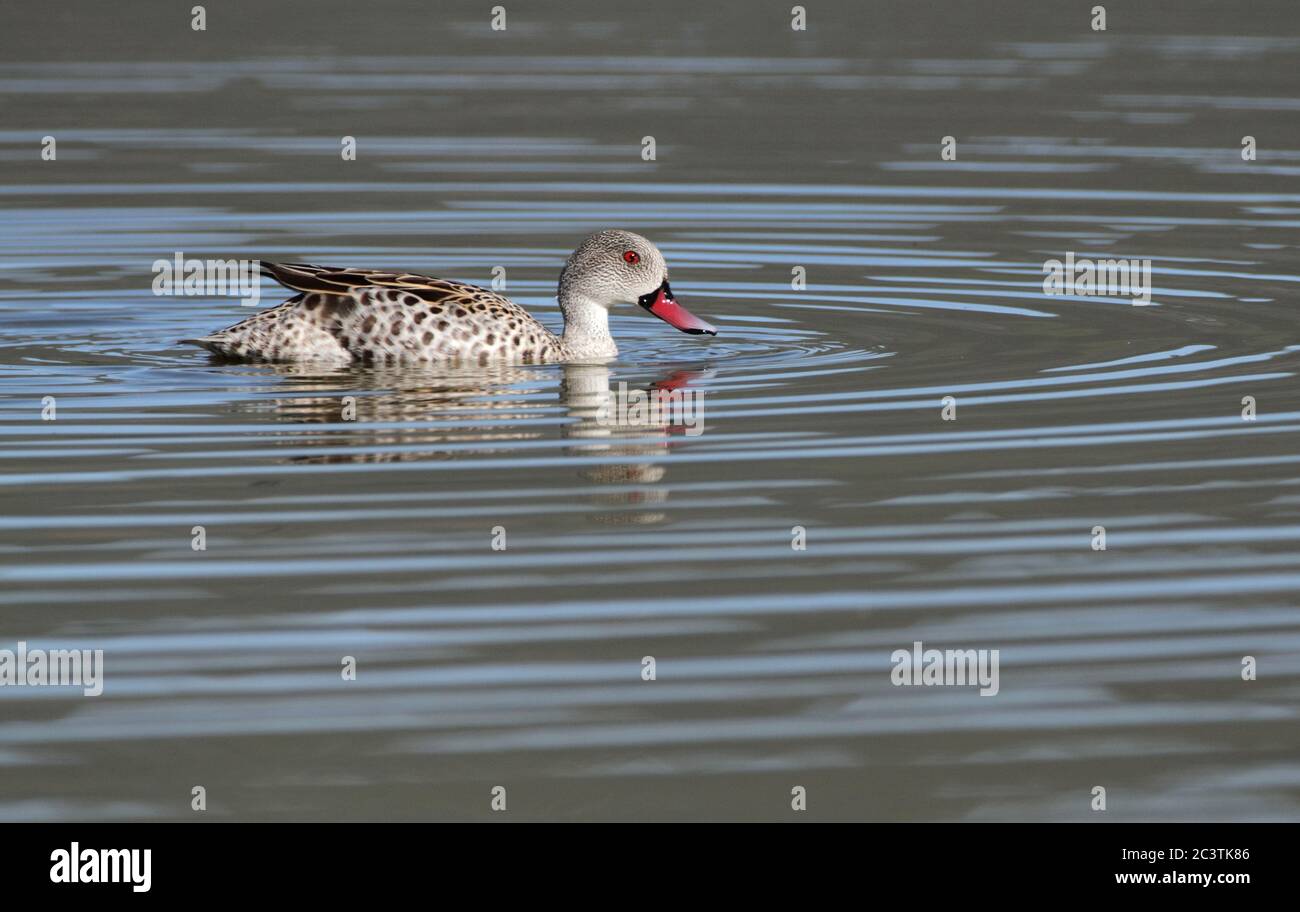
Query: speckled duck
183 230 717 364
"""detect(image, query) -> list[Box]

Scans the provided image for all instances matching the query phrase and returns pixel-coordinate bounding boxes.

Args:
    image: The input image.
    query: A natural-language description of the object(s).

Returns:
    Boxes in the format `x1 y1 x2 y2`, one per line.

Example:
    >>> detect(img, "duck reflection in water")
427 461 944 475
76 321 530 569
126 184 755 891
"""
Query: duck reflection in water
222 361 714 523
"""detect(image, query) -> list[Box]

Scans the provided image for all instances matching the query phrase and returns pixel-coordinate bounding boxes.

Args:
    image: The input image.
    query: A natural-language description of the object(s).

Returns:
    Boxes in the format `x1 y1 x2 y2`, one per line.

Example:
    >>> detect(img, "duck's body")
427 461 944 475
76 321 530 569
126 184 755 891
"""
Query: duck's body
187 262 566 365
183 231 716 365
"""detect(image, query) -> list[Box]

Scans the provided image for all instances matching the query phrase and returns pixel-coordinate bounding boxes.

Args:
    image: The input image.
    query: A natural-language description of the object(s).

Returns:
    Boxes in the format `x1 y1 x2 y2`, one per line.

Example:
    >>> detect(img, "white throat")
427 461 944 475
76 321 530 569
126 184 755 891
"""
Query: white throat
561 293 618 359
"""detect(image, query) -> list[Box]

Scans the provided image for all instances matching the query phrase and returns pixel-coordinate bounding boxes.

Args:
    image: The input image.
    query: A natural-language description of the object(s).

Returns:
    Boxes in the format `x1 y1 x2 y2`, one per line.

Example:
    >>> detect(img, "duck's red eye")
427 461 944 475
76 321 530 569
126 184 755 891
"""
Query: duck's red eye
622 250 640 265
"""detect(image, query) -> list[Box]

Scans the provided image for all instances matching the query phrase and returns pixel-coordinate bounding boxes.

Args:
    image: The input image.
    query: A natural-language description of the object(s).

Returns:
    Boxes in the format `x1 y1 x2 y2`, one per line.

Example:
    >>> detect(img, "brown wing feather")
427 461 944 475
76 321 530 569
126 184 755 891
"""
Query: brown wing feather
259 260 508 308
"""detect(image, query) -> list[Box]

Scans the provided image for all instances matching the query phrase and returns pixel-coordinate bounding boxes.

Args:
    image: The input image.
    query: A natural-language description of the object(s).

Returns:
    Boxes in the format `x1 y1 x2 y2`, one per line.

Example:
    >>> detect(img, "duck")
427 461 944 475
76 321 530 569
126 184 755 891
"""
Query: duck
182 229 716 364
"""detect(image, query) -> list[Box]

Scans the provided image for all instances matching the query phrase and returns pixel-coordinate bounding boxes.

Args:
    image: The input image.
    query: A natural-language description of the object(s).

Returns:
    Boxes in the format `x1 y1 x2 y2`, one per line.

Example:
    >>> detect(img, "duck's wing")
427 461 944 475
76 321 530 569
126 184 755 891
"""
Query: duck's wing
260 261 510 308
261 259 555 340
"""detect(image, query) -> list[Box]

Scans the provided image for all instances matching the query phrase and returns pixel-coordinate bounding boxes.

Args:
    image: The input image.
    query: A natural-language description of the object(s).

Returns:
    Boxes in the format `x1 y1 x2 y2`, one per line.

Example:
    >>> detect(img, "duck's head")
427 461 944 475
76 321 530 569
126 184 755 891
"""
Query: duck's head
557 230 717 336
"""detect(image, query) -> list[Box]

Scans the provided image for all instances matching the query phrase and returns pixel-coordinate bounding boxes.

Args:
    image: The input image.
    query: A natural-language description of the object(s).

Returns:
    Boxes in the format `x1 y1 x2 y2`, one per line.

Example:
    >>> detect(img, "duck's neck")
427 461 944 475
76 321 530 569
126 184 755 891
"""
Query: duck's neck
560 293 618 359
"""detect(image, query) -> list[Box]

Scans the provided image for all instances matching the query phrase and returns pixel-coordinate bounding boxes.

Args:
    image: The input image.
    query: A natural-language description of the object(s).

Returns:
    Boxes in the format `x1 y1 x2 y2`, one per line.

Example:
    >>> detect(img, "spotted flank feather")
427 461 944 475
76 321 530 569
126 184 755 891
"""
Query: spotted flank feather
183 261 564 365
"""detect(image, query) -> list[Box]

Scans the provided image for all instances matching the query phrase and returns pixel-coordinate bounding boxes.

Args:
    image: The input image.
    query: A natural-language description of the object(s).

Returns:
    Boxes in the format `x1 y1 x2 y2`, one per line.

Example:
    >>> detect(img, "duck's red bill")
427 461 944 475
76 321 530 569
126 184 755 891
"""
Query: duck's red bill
638 281 717 336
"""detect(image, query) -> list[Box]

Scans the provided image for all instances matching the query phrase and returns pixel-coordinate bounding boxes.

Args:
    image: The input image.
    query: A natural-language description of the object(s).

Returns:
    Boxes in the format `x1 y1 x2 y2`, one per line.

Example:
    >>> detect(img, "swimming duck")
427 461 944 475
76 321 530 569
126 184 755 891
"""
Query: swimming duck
182 229 716 364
